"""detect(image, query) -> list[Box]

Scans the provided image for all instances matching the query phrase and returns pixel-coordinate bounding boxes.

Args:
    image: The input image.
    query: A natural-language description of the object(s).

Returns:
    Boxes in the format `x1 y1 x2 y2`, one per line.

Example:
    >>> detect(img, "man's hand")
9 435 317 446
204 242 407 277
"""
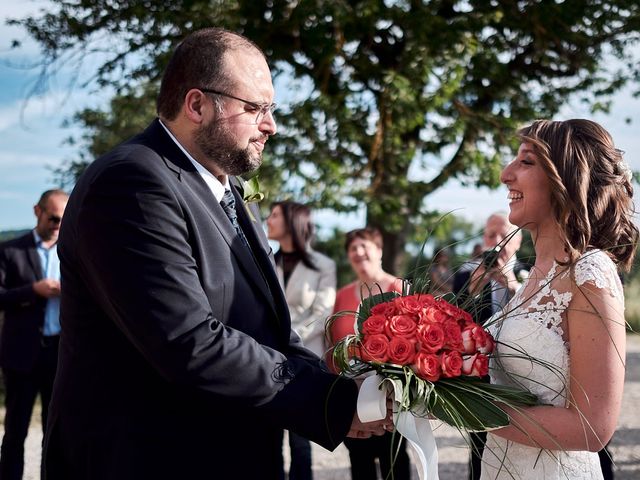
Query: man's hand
469 254 519 296
33 279 61 298
346 397 394 439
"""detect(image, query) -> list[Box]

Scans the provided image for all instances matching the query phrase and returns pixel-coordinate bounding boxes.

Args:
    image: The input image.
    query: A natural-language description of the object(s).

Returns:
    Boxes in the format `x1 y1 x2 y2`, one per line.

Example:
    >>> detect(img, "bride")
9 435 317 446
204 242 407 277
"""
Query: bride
480 119 638 479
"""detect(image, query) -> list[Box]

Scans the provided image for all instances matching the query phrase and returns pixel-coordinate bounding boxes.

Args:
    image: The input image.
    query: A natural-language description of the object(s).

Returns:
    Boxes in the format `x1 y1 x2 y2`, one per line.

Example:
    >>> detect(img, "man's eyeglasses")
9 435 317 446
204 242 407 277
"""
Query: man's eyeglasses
198 88 276 125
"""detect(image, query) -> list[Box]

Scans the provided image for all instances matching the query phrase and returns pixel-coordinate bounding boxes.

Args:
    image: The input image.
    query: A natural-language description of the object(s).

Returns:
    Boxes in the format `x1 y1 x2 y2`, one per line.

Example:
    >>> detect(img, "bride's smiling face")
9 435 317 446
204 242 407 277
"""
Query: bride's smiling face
500 143 553 230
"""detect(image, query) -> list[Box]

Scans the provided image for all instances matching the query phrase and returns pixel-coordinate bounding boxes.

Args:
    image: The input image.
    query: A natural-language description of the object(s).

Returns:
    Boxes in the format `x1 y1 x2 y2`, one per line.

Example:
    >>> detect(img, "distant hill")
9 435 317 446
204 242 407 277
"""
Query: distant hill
0 229 30 242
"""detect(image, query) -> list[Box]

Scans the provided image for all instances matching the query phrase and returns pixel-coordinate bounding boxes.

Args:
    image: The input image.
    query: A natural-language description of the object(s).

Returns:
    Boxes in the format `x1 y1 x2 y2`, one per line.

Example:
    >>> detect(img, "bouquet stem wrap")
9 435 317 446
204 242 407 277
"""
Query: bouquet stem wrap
357 374 439 480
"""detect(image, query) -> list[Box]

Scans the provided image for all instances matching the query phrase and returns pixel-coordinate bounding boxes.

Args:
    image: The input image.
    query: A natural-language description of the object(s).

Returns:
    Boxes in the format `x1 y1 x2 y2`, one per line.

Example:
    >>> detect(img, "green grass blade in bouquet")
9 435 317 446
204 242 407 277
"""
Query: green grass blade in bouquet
427 378 538 431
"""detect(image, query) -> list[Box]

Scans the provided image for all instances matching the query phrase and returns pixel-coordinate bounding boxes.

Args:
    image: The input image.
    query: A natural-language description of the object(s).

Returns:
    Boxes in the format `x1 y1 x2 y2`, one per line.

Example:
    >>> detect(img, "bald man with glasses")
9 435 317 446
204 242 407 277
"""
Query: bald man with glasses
0 189 68 480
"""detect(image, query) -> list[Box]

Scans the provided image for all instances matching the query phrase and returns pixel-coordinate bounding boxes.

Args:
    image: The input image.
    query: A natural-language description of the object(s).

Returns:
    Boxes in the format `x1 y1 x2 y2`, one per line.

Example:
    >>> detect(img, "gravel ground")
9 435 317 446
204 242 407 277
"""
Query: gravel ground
4 334 639 479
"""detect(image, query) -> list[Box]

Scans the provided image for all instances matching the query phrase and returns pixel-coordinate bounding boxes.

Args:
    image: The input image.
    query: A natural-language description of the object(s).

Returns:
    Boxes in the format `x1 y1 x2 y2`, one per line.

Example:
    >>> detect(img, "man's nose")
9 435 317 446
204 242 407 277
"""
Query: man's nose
259 110 277 135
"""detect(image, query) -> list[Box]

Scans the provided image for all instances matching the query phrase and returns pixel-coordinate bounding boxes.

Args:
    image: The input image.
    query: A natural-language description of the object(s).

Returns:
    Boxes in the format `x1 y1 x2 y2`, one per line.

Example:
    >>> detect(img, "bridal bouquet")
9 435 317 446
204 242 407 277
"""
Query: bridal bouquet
332 287 538 432
331 287 539 479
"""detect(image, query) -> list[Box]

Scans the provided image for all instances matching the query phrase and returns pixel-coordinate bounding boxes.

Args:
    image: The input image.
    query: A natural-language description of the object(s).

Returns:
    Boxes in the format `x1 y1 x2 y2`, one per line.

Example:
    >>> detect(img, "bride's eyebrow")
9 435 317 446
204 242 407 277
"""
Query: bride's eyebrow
520 147 536 156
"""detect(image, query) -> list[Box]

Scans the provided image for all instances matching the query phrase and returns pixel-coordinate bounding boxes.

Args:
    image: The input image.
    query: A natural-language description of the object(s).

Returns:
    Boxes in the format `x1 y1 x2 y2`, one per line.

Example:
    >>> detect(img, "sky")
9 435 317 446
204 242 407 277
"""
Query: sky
1 3 639 241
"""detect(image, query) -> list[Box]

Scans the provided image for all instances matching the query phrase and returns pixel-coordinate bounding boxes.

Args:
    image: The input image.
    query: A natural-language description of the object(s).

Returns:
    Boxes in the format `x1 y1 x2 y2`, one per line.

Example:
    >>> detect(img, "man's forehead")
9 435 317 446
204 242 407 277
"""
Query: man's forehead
485 217 510 233
222 48 269 78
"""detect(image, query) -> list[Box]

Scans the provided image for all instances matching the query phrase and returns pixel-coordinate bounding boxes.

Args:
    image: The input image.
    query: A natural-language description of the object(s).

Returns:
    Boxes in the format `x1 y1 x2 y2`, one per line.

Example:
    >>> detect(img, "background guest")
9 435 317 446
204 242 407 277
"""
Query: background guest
429 247 453 296
453 213 525 324
0 189 68 480
329 227 411 480
266 200 337 480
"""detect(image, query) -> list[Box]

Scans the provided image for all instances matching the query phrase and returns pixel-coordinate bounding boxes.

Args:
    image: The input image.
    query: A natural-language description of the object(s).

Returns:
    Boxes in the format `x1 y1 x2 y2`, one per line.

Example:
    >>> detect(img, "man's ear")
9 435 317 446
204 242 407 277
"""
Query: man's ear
183 89 211 124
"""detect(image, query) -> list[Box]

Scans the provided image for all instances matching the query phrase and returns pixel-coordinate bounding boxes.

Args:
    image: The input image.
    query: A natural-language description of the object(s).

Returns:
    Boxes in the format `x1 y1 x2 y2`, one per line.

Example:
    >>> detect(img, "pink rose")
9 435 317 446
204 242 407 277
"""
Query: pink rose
441 350 463 378
412 352 441 382
416 322 445 353
385 314 418 339
388 337 417 365
361 314 387 336
462 353 489 377
360 334 390 363
476 329 495 355
461 324 495 355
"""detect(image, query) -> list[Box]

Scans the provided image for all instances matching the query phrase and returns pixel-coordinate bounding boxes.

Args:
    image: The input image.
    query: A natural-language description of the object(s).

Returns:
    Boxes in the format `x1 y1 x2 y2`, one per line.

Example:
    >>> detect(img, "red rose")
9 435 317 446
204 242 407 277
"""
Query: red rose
388 337 417 365
385 314 418 339
412 352 441 382
370 301 398 317
443 321 463 351
395 294 435 315
360 334 390 363
441 350 463 378
416 323 445 353
417 293 437 305
436 300 472 325
457 308 474 326
361 314 387 336
462 353 489 377
419 306 450 324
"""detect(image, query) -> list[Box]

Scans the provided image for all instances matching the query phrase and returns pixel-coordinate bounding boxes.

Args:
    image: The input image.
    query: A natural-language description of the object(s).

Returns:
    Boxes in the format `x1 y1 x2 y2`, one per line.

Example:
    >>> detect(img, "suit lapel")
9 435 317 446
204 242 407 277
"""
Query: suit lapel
142 120 279 319
184 172 279 315
24 234 43 280
284 261 307 299
230 182 289 326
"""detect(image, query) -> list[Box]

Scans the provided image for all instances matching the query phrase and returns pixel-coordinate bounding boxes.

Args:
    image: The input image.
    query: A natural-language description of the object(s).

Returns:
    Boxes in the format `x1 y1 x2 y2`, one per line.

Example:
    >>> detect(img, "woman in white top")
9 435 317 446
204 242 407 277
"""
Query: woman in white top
481 119 638 479
266 200 336 480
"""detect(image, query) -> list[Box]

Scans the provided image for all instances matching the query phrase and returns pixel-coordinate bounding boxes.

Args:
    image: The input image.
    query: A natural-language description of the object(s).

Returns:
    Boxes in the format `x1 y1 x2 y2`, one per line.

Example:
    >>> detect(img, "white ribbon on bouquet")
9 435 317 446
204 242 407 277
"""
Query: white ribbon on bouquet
357 374 439 480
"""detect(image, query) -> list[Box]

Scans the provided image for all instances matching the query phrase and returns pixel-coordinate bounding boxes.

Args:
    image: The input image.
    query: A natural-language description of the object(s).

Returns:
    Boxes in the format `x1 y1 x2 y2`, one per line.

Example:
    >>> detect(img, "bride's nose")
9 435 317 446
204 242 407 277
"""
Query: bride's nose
500 161 514 185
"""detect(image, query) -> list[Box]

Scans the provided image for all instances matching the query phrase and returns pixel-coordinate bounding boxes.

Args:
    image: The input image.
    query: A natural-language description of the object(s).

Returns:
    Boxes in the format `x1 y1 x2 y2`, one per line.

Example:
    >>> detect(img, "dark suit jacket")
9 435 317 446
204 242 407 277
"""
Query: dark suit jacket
0 232 47 372
44 119 358 480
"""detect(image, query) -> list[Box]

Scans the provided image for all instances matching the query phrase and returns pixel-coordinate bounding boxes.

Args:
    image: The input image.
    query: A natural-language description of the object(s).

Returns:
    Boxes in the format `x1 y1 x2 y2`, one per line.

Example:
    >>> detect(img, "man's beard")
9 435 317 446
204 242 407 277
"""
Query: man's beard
194 118 262 176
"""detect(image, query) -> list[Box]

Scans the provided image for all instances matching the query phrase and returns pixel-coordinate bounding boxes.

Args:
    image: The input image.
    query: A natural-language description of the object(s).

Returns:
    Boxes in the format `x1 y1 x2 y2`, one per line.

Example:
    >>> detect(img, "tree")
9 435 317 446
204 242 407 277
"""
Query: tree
11 0 640 272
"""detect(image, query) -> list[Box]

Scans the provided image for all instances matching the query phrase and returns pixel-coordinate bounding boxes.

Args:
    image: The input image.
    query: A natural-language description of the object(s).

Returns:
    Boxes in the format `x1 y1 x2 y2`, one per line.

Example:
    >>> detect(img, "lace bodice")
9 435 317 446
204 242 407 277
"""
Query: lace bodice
480 249 622 480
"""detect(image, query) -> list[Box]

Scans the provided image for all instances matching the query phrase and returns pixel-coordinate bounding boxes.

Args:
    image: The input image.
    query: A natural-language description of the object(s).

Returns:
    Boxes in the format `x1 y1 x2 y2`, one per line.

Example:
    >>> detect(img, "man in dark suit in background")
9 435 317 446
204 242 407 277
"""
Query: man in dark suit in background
0 189 68 480
453 212 525 480
44 28 389 480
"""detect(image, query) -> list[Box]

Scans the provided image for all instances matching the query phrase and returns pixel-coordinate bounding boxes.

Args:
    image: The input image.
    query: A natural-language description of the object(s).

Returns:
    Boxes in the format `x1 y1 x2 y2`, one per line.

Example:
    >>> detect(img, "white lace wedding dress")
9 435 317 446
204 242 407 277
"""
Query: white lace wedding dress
480 249 623 480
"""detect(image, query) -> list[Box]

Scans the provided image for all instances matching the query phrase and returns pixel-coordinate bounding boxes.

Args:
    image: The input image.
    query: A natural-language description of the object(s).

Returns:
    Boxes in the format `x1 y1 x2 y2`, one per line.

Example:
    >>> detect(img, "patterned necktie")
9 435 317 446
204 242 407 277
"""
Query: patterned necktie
220 189 250 248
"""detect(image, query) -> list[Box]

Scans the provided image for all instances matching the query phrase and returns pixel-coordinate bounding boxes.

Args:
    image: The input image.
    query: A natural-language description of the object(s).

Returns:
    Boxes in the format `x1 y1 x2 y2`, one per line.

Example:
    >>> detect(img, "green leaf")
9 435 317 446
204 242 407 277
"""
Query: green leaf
428 378 538 431
241 176 265 203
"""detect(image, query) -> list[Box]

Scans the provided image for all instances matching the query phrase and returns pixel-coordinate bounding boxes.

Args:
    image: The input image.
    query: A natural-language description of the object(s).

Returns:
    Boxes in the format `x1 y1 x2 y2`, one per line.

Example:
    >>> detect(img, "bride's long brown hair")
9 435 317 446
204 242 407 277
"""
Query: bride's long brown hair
518 119 638 271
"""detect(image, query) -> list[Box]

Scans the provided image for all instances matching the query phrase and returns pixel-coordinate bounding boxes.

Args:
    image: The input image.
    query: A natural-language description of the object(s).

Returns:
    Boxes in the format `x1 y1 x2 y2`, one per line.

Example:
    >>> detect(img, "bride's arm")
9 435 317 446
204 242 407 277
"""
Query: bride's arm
491 279 626 451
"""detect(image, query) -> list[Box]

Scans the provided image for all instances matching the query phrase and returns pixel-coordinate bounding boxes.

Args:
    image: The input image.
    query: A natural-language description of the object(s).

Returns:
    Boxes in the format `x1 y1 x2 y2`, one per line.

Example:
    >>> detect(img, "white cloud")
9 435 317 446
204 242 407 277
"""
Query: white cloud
0 90 80 131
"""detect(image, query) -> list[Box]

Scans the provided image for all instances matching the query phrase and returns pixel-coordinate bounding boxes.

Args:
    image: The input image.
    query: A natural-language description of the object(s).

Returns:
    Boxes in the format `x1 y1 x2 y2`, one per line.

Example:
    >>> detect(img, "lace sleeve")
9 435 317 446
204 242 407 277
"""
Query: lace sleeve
573 250 624 305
